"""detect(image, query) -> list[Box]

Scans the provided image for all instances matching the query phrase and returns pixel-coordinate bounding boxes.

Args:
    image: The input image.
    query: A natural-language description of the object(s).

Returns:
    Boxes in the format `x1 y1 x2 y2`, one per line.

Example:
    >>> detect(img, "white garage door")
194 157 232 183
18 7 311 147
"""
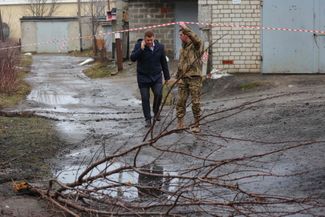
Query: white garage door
37 22 69 53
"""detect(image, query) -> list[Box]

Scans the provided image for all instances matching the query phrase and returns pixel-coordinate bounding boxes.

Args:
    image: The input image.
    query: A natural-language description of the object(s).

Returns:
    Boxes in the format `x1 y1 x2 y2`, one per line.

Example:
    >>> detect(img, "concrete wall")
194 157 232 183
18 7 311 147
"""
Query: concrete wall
129 0 261 73
128 0 174 57
198 0 262 73
20 19 37 52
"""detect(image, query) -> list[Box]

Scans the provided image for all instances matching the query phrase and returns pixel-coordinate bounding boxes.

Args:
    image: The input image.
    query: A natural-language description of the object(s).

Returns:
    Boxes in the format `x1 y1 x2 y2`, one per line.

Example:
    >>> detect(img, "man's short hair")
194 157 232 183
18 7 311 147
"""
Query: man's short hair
144 30 154 38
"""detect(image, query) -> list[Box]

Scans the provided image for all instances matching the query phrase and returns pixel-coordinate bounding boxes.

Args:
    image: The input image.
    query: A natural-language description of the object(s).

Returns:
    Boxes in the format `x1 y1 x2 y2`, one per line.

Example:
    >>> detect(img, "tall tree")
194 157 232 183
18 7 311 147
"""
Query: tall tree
81 0 107 55
27 0 60 17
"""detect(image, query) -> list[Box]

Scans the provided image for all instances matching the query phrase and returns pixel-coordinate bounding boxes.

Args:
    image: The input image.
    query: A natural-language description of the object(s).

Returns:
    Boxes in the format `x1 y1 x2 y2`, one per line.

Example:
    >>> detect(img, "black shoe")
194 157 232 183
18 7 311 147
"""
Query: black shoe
145 119 151 128
154 114 161 121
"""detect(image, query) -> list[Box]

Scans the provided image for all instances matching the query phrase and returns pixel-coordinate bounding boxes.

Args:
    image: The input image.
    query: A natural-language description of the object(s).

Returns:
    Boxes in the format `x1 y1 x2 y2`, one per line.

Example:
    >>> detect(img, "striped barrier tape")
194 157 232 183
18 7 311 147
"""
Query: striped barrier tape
0 21 325 51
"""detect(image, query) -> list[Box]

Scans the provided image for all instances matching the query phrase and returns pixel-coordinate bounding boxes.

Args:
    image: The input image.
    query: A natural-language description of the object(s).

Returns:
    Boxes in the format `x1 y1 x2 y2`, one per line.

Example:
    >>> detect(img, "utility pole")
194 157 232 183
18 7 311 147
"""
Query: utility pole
115 33 123 71
77 0 83 51
90 0 97 55
107 0 110 10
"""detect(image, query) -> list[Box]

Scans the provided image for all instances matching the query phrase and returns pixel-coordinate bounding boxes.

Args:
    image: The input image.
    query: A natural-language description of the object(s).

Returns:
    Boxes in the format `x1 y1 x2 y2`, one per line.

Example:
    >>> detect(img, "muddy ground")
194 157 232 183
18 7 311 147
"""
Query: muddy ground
1 55 325 216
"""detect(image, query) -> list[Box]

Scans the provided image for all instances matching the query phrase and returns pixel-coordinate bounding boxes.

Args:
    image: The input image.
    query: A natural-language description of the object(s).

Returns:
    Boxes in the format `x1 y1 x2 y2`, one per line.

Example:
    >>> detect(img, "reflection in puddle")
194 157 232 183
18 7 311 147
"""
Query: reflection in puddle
28 89 79 105
56 162 139 199
56 122 95 144
55 162 178 200
138 164 165 198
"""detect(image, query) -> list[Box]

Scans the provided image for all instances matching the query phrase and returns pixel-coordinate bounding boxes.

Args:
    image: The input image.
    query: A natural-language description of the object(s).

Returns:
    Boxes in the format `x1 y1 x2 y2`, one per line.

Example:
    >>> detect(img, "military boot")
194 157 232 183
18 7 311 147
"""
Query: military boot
177 117 185 130
191 117 201 133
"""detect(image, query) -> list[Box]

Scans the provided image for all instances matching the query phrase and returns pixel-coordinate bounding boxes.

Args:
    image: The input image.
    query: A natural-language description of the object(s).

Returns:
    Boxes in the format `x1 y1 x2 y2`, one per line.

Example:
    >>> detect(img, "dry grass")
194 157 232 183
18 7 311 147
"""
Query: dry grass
239 81 261 90
0 55 32 109
68 49 94 57
83 61 116 79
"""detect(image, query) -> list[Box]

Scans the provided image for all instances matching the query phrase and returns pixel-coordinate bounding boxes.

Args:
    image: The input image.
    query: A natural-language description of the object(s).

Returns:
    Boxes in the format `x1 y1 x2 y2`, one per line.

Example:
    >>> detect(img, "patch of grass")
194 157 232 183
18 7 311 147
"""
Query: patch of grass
0 80 30 109
69 49 94 57
84 61 115 79
239 81 261 91
20 55 33 69
0 55 32 109
0 54 63 182
0 116 63 180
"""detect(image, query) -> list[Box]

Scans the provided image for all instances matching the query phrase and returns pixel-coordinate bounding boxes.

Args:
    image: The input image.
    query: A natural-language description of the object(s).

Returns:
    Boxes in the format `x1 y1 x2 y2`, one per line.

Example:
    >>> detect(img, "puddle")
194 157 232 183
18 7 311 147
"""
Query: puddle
25 55 179 199
55 122 90 143
28 89 79 105
55 161 178 200
56 162 139 199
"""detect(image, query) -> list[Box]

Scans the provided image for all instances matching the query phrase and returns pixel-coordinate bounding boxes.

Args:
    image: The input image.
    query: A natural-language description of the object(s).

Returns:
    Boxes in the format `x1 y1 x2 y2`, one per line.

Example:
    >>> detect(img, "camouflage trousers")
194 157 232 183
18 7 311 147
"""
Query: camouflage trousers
176 77 202 119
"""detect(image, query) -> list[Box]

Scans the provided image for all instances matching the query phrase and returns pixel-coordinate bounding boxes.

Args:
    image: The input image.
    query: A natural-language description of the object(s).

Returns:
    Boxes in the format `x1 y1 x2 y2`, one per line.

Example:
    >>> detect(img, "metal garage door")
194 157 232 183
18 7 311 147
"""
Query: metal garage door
316 0 325 73
174 1 199 59
262 0 325 74
37 22 69 53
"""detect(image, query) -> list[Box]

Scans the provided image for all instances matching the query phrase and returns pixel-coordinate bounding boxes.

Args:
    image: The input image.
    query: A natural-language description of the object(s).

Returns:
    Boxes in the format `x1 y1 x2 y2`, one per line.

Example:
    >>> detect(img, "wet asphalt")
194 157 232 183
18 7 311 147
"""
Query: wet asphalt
14 55 325 213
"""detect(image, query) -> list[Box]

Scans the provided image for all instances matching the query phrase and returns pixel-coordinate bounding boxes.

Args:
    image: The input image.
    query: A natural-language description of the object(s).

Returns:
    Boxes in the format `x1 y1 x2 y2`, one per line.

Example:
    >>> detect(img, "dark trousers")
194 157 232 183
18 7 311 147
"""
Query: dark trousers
139 81 163 121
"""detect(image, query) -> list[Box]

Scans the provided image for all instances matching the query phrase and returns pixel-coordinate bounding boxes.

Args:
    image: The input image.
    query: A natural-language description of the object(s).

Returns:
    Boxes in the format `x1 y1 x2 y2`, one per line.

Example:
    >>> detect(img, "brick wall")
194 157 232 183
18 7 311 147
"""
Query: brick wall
128 0 175 57
199 0 262 73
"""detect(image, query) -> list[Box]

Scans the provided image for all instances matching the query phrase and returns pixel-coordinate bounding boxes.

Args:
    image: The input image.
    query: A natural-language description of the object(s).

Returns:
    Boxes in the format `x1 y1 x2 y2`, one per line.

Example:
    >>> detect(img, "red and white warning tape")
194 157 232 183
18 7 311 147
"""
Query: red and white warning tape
0 21 324 51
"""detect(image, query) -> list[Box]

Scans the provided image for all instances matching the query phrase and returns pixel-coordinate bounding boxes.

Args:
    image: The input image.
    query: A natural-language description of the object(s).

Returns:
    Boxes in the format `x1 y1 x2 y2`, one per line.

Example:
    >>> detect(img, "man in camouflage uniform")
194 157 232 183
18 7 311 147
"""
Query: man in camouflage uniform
176 23 203 133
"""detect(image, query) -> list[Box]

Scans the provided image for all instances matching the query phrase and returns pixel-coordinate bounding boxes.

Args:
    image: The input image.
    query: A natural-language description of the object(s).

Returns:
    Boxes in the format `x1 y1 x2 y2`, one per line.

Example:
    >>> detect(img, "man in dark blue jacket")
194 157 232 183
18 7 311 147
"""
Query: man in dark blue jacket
130 30 170 127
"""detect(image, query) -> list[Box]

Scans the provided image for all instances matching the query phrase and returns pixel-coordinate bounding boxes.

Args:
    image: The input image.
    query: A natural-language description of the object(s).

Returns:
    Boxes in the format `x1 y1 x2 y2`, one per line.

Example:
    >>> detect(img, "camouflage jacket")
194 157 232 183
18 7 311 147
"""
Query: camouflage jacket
176 26 203 79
